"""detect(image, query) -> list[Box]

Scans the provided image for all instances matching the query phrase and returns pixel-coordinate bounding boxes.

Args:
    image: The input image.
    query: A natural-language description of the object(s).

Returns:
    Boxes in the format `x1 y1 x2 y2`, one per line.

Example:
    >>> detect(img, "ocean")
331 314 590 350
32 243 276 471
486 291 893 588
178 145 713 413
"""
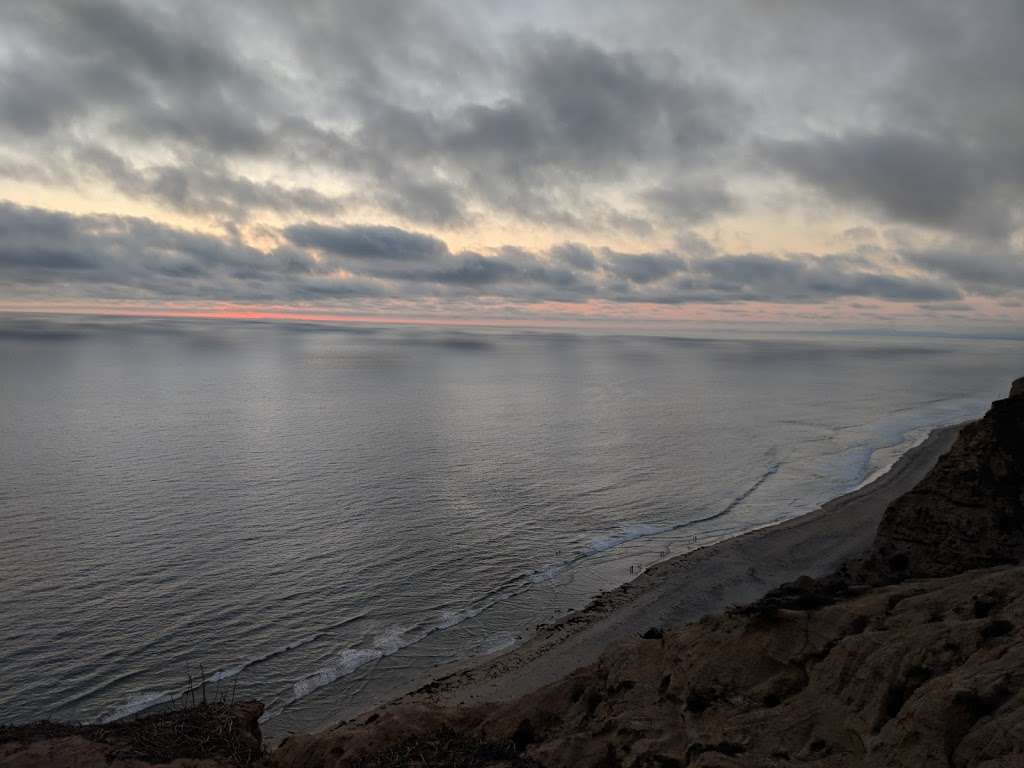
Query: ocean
1 314 1021 737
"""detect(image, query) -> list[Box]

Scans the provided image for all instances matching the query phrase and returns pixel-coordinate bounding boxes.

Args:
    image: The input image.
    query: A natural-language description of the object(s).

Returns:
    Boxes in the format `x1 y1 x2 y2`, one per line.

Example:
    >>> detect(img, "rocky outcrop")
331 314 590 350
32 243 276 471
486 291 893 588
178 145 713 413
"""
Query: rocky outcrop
864 377 1024 581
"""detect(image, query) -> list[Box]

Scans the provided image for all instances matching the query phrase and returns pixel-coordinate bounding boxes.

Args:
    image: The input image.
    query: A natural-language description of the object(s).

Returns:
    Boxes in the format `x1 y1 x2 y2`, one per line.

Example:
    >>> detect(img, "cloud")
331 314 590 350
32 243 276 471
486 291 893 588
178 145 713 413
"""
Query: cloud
0 202 967 309
691 253 961 303
761 132 1009 235
0 0 1022 325
0 3 745 230
604 251 685 285
0 1 275 153
427 34 743 224
835 226 879 244
905 246 1024 295
283 223 449 262
551 243 598 271
642 179 735 223
75 145 344 221
0 202 378 302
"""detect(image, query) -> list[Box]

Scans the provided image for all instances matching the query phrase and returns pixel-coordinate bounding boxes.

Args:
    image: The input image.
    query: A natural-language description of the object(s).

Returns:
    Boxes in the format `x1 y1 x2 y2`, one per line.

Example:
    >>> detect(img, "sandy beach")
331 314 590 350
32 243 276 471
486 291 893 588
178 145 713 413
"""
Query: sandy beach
403 423 963 711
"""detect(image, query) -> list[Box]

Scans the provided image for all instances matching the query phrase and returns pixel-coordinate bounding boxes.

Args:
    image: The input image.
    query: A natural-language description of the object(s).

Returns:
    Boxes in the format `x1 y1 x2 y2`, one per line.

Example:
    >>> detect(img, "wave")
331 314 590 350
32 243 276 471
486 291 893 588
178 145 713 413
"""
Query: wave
475 631 519 656
97 615 366 724
99 690 179 723
845 397 987 494
260 463 783 723
100 460 785 727
260 601 526 722
542 462 782 573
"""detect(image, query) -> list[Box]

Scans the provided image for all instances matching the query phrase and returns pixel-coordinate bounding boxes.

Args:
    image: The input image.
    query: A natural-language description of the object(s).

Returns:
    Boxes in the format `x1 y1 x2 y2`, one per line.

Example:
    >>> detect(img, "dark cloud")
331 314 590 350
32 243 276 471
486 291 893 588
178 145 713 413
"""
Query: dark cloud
76 145 343 220
0 0 1021 319
370 178 470 228
0 202 378 302
0 1 275 153
691 253 961 303
551 243 598 271
642 179 735 224
427 34 742 224
0 3 743 230
749 0 1024 242
283 224 449 262
0 202 966 309
905 247 1024 295
762 132 1003 234
604 252 685 285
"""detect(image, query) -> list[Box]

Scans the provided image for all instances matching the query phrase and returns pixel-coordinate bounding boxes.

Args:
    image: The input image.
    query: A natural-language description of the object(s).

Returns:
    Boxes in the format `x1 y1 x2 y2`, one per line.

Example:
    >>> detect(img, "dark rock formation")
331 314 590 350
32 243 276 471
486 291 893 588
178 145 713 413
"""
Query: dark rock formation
0 702 264 767
864 377 1024 581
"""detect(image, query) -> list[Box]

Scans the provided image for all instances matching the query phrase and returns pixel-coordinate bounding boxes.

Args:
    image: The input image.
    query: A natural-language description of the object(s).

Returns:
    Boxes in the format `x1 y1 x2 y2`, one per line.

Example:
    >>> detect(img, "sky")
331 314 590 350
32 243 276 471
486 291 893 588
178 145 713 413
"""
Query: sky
0 1 1022 331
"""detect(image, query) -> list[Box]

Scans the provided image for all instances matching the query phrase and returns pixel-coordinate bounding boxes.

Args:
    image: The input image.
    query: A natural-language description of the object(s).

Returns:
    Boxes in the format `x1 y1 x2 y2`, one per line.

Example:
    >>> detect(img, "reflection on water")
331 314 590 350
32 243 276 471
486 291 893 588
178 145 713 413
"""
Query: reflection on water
1 315 1020 736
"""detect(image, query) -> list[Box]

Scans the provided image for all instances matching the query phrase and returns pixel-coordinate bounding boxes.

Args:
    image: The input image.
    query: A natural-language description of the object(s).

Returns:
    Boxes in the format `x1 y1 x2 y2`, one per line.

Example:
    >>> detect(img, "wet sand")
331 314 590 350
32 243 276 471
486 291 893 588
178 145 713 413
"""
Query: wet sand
403 423 963 710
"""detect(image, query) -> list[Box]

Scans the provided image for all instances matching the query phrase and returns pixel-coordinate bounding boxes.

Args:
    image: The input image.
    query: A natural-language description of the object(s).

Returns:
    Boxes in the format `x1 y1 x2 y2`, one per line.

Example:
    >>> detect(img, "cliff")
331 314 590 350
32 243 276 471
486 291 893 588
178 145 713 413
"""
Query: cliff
864 376 1024 581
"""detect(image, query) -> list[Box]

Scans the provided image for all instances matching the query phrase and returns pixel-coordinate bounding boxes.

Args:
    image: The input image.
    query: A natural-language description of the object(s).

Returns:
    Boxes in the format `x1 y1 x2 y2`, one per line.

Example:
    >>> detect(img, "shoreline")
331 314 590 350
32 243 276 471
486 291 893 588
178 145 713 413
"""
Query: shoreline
386 421 964 714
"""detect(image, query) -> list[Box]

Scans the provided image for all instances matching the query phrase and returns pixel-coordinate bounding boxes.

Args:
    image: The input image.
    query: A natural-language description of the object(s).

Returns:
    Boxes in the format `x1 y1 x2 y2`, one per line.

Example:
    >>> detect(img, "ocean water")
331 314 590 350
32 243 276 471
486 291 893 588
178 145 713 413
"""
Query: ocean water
0 315 1021 737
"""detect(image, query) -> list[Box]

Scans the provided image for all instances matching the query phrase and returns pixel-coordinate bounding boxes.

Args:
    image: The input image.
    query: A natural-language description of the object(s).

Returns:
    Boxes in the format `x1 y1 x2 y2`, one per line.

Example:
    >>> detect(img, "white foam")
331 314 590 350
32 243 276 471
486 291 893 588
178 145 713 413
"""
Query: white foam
475 631 519 656
97 633 323 724
291 648 383 699
207 665 245 683
260 463 792 723
99 690 175 723
584 523 664 557
850 398 986 493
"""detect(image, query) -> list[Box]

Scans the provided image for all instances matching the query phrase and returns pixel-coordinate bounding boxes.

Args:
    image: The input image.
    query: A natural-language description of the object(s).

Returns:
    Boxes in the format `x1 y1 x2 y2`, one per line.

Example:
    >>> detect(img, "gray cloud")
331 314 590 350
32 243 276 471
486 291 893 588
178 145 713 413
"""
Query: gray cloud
551 243 598 271
642 179 735 224
0 2 744 230
692 253 961 303
0 202 966 308
604 251 685 285
284 223 449 262
75 145 343 221
905 247 1024 296
0 0 1021 319
0 202 378 303
762 132 1013 237
1 1 275 153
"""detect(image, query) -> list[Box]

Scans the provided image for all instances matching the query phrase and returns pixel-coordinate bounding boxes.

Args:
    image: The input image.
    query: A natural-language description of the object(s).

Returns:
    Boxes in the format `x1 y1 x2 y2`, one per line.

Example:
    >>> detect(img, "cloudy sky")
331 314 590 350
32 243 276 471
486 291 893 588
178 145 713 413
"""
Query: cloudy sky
1 1 1022 330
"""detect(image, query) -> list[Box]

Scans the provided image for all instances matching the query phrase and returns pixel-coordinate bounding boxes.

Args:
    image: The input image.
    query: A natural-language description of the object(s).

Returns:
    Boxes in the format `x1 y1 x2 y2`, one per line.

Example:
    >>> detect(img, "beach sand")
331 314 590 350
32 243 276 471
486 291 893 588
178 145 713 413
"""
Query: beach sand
401 423 963 711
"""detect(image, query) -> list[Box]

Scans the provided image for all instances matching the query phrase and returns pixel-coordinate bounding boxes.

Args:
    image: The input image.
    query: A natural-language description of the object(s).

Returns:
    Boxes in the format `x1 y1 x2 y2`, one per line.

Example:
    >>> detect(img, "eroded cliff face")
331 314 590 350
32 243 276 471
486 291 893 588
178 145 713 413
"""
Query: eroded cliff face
865 377 1024 582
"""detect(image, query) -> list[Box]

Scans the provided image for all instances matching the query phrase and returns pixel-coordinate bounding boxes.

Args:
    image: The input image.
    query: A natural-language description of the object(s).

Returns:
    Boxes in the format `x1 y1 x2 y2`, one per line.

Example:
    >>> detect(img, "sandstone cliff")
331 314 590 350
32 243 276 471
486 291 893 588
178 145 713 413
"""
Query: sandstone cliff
864 376 1024 581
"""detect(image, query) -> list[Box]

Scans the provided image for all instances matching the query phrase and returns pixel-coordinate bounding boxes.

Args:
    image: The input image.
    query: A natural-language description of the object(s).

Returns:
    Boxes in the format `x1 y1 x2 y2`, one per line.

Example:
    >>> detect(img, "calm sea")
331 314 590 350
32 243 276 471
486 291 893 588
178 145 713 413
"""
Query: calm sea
1 315 1021 737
